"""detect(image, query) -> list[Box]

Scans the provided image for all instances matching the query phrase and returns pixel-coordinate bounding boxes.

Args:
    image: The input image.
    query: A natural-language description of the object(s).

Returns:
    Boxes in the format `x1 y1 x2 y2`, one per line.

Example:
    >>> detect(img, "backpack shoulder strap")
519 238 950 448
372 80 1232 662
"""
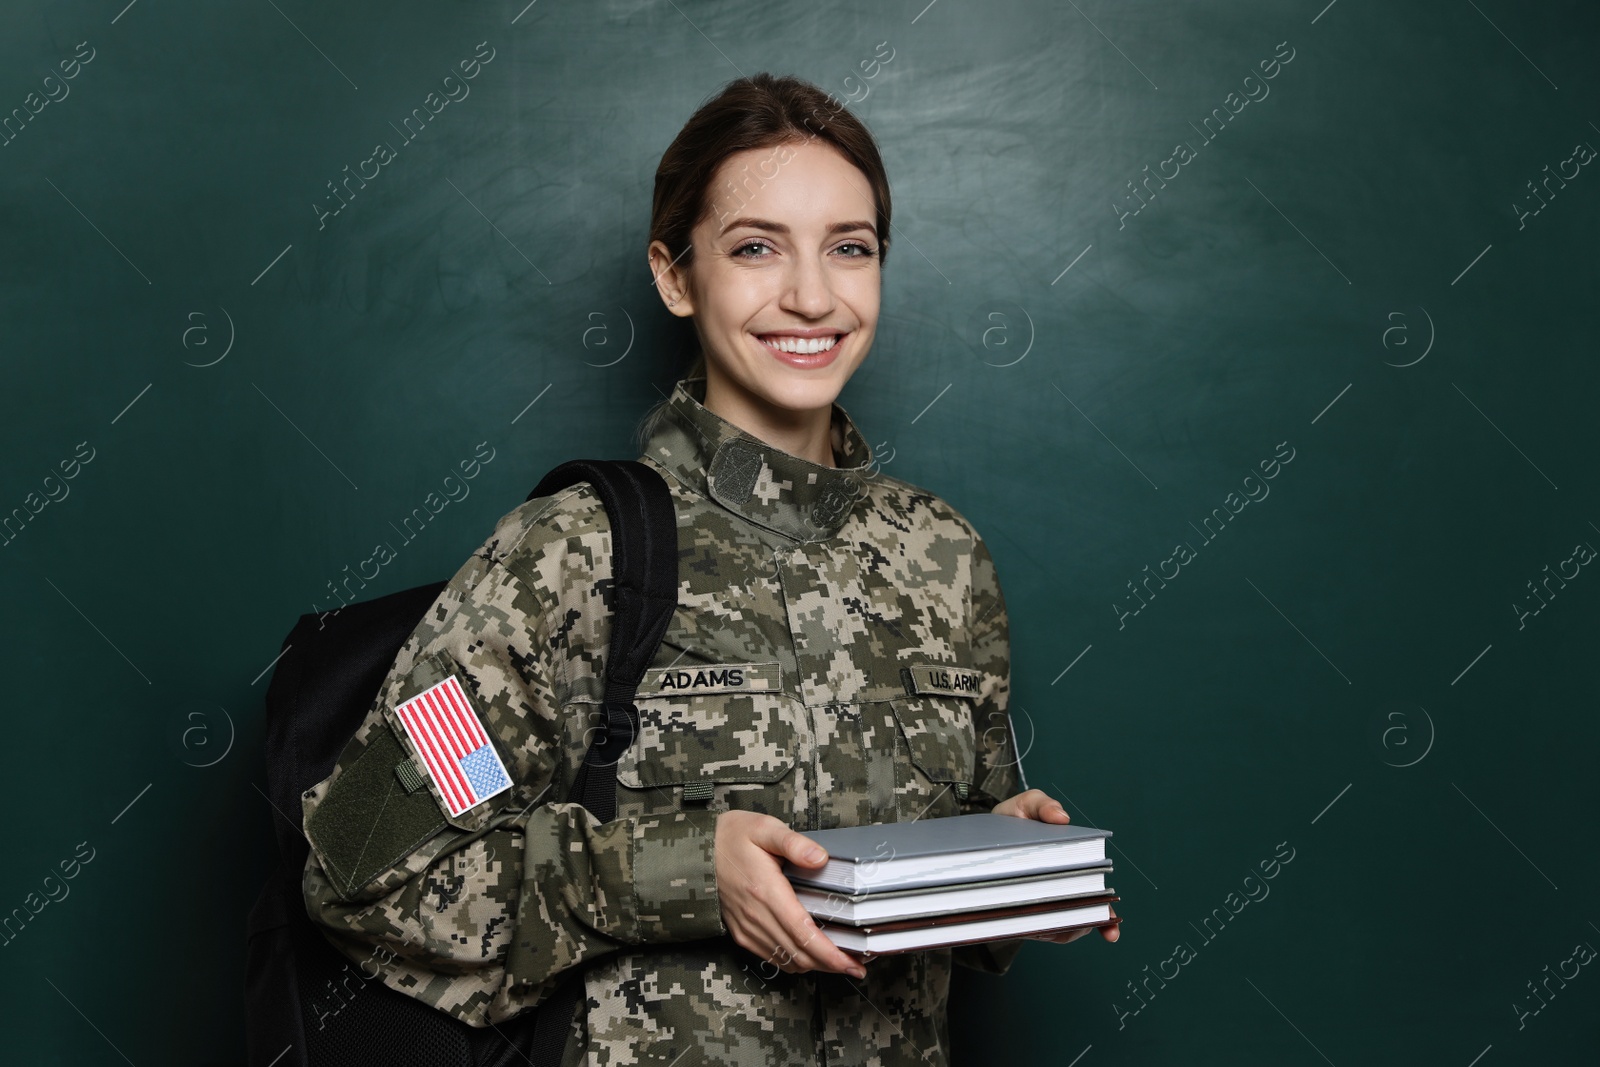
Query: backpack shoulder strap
526 458 678 819
522 459 678 1067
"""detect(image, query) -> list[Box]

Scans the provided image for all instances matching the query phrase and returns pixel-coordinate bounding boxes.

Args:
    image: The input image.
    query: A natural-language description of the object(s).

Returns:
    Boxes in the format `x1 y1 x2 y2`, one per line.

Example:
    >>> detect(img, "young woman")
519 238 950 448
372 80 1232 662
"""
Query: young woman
302 72 1115 1067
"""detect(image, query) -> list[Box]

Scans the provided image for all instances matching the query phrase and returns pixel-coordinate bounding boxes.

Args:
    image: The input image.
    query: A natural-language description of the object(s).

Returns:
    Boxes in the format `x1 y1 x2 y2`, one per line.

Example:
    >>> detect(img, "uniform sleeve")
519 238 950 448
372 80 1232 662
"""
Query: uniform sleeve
299 492 725 1027
952 529 1027 976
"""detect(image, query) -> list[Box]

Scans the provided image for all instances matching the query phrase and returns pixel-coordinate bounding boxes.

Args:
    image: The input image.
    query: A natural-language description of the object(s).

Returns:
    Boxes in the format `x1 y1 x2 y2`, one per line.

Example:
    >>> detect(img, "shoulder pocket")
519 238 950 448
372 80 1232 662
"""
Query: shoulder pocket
305 649 517 901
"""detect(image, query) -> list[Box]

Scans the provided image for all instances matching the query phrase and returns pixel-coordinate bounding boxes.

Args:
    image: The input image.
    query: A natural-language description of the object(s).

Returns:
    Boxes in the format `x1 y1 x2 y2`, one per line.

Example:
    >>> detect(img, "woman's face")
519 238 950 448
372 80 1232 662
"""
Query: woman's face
653 138 882 416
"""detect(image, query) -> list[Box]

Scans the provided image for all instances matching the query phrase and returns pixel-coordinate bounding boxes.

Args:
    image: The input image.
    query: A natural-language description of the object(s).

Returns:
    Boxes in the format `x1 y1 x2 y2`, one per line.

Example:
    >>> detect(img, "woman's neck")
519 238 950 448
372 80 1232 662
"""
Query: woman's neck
701 372 837 469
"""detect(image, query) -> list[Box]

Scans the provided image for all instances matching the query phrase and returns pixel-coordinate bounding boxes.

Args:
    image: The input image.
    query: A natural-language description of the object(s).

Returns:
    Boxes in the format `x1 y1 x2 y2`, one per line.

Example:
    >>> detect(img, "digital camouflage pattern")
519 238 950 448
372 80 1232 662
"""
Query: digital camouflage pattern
301 376 1023 1065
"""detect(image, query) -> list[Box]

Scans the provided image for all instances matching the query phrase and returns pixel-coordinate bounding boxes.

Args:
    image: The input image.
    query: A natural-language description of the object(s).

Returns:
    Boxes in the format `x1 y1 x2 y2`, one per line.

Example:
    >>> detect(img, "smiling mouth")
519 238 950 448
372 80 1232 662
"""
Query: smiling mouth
755 332 846 355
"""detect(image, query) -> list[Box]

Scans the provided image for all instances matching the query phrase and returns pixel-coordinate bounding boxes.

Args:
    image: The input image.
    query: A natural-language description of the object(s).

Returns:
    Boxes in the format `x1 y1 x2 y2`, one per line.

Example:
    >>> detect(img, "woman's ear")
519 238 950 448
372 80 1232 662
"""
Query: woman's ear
648 240 695 318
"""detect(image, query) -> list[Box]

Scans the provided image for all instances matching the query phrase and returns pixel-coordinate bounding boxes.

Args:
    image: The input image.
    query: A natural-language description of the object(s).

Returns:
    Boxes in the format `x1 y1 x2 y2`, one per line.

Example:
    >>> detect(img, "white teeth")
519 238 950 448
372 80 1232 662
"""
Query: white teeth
760 334 840 355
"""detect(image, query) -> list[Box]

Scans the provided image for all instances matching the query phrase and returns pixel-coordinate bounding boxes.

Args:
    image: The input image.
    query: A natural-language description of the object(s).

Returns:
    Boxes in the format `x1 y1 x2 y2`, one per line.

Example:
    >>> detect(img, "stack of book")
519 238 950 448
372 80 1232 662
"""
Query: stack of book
782 812 1119 958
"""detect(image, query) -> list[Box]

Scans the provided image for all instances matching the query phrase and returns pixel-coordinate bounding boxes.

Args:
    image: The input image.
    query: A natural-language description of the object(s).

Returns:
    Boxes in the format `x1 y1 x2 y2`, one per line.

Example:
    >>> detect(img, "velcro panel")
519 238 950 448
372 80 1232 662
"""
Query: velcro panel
307 722 448 900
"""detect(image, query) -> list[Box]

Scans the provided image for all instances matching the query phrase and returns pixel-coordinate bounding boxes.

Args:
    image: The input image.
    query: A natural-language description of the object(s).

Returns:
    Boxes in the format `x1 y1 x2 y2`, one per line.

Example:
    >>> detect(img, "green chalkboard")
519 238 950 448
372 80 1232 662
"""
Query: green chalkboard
1 1 1595 1063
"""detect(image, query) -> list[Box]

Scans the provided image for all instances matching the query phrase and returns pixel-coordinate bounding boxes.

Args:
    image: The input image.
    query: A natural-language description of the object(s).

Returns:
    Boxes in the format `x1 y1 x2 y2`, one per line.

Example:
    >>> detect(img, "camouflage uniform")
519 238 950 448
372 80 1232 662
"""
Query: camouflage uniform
301 375 1024 1066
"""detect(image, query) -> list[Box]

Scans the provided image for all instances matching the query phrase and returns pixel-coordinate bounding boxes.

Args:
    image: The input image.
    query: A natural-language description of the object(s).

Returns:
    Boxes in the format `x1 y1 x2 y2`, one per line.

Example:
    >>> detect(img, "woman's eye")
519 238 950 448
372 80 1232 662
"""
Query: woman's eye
731 241 879 259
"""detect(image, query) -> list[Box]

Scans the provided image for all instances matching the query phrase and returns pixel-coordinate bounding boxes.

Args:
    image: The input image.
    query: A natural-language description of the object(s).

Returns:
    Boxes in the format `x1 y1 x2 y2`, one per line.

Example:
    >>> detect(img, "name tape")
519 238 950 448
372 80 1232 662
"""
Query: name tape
637 661 782 696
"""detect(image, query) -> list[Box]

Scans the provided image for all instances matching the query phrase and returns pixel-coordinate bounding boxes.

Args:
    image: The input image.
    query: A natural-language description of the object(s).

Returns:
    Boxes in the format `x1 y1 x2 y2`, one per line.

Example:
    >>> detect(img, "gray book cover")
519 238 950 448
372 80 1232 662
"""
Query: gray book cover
796 812 1110 862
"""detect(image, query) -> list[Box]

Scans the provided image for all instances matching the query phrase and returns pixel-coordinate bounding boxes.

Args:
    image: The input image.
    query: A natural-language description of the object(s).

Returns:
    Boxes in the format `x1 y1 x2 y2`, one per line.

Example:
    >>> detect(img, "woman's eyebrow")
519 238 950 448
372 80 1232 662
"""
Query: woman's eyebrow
719 217 877 238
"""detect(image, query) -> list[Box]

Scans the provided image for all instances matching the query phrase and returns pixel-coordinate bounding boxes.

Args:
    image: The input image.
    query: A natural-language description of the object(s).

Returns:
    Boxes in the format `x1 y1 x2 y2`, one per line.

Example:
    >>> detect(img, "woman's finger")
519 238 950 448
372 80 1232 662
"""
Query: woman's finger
760 917 834 975
783 900 864 977
741 888 838 975
752 854 857 973
752 818 828 868
1020 789 1069 822
995 789 1071 822
1035 796 1071 823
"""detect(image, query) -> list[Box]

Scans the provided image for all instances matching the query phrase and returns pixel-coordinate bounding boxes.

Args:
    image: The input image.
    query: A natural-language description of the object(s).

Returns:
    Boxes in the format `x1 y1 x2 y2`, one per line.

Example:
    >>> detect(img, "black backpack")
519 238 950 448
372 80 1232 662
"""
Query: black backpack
245 459 680 1067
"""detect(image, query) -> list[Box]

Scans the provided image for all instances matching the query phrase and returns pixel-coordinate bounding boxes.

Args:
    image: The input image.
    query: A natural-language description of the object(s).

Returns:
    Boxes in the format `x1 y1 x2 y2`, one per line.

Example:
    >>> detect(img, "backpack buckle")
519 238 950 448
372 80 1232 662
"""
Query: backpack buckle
584 700 639 767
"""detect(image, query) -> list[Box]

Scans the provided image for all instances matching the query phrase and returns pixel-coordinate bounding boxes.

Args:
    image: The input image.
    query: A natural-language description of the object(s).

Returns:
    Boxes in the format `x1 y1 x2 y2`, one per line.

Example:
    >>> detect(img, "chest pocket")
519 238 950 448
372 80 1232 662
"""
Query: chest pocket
889 661 985 819
615 661 798 816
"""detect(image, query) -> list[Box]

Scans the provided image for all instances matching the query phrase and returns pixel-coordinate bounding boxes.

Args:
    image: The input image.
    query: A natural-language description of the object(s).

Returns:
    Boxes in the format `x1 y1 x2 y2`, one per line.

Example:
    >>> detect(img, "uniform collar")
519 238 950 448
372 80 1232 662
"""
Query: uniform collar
644 376 875 543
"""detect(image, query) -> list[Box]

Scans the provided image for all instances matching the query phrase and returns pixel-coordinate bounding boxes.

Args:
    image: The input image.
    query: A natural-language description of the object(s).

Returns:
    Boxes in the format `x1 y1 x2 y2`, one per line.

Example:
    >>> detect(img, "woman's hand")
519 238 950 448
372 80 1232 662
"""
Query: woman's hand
992 787 1072 823
714 810 868 979
993 788 1121 944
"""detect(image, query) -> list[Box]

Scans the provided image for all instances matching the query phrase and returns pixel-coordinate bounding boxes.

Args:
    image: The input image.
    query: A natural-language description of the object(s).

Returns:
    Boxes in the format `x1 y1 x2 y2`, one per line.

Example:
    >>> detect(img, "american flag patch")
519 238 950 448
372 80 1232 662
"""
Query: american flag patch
393 675 512 818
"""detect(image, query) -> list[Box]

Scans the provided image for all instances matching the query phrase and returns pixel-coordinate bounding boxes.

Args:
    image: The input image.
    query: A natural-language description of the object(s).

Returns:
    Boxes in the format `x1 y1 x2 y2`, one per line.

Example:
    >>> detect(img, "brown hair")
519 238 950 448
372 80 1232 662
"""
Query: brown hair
636 72 892 449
